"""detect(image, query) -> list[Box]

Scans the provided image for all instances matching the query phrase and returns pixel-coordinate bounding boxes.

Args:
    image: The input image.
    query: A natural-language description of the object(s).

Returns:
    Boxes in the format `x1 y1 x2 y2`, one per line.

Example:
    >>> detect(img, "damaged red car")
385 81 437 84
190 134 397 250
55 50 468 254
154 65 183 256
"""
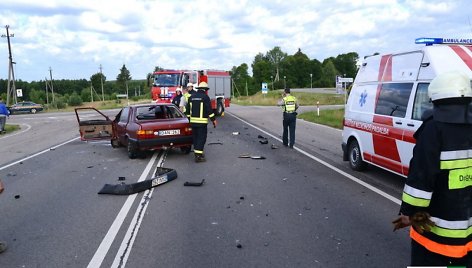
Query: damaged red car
75 104 192 158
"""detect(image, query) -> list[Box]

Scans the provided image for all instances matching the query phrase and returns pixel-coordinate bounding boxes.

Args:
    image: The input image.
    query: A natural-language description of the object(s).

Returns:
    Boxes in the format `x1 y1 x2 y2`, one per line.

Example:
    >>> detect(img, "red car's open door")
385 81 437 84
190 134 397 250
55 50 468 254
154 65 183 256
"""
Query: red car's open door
74 107 115 141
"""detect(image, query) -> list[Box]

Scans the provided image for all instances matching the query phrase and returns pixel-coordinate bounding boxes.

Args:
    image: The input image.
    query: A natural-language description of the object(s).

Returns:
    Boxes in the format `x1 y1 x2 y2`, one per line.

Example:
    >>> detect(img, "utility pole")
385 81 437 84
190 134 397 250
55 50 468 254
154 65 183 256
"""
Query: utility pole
49 67 55 103
2 25 16 106
100 64 104 102
44 77 49 106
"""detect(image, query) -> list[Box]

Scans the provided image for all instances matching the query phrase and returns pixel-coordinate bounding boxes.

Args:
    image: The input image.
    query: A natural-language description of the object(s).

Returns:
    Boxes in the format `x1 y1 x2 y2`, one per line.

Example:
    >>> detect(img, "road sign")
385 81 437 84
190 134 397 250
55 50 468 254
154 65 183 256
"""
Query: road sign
261 83 268 94
16 89 23 97
337 77 353 83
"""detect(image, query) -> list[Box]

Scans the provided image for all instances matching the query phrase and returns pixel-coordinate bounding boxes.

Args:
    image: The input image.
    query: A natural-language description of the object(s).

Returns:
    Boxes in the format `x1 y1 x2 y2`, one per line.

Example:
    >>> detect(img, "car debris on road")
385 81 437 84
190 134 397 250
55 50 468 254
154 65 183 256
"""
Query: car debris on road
98 167 177 195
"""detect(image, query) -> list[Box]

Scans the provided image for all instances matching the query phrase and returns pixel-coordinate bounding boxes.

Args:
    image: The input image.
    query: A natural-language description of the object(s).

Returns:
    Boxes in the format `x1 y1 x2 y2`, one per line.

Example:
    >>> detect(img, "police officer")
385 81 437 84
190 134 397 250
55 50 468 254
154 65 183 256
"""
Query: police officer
393 72 472 267
186 81 217 162
278 88 299 148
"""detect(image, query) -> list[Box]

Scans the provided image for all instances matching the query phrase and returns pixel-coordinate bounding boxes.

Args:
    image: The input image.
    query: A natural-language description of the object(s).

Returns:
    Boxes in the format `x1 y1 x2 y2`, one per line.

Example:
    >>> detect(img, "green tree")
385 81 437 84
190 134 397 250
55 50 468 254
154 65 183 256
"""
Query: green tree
265 46 287 82
68 92 83 106
252 60 272 94
320 59 338 87
90 72 106 100
230 63 250 97
116 64 132 91
333 52 359 78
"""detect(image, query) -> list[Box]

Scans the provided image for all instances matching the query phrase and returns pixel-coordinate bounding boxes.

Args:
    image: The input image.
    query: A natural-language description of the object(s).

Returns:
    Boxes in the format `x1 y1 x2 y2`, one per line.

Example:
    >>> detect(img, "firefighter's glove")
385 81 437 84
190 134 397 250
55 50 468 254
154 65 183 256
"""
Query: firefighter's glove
212 119 217 128
410 211 435 234
392 214 411 232
393 212 435 233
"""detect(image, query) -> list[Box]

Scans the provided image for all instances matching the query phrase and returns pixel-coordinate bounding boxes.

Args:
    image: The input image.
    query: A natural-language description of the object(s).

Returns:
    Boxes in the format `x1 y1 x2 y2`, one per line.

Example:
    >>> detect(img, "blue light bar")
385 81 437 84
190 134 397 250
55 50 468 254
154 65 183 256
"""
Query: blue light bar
416 37 472 45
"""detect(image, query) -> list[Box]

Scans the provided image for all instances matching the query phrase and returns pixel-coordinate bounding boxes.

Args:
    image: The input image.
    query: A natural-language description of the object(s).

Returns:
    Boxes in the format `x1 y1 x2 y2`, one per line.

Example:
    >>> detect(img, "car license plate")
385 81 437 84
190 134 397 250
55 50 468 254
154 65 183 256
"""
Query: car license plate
157 129 180 136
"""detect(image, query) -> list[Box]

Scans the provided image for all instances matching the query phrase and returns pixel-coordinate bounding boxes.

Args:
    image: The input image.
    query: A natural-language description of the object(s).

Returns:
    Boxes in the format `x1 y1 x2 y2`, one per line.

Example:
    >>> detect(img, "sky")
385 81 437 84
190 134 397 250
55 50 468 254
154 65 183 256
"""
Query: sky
0 0 471 82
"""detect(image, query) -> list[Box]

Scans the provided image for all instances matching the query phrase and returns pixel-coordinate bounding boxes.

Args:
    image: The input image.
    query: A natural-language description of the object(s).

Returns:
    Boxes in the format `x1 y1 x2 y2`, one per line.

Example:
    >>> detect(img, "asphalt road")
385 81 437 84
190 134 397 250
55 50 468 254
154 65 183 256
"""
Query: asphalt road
0 105 410 267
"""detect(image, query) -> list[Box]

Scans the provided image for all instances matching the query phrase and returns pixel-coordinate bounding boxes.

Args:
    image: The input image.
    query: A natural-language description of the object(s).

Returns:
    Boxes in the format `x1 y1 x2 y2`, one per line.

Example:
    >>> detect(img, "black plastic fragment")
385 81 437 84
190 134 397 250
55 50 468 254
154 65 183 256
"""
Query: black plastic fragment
257 135 266 139
98 167 177 195
208 142 223 145
184 179 205 187
259 139 268 144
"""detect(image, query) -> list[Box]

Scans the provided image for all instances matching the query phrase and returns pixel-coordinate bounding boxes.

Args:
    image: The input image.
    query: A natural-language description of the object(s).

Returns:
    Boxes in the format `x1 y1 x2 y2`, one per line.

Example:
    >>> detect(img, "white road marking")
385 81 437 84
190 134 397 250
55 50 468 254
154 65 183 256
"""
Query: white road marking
111 151 167 268
0 123 31 140
0 136 79 171
228 112 401 205
87 151 161 268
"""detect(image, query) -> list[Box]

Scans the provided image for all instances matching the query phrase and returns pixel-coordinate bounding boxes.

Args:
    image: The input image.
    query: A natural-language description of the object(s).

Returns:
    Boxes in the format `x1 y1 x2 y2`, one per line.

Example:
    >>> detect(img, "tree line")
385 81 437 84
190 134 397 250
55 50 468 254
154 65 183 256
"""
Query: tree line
0 64 147 107
230 46 359 96
1 47 360 106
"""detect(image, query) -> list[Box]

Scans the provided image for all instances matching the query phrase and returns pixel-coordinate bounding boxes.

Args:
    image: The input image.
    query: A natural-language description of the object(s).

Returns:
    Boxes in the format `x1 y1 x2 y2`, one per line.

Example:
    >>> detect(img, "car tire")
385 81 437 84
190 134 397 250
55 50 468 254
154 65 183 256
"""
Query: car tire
348 139 367 171
111 139 122 148
180 146 192 154
127 140 139 159
31 108 37 114
216 99 224 116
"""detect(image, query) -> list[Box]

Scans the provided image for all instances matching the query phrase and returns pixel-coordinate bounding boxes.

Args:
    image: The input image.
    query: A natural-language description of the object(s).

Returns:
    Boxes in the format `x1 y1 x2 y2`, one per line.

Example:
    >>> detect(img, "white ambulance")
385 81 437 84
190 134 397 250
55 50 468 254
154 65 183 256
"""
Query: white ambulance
342 37 472 177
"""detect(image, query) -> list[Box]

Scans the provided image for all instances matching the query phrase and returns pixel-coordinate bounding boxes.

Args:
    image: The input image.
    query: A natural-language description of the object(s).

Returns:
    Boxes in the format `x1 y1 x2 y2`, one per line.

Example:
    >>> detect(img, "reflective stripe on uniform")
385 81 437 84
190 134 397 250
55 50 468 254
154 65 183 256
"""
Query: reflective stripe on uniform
190 117 208 124
410 228 472 258
194 149 203 154
402 184 432 207
403 184 432 199
402 192 430 207
438 149 472 190
441 149 472 160
430 216 472 238
440 158 472 169
200 102 203 118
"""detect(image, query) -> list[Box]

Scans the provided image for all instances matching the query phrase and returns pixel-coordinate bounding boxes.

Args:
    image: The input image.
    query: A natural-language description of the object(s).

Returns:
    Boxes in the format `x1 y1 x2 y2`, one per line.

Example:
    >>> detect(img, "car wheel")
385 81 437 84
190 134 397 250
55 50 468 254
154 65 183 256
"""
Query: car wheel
31 108 37 114
111 139 122 148
348 139 367 171
216 99 224 116
180 146 192 154
127 140 139 159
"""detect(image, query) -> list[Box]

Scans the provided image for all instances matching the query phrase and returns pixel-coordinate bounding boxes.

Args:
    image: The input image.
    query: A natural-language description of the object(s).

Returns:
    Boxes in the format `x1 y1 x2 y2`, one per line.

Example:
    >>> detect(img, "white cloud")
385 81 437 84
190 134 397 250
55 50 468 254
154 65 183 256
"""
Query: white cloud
0 0 470 82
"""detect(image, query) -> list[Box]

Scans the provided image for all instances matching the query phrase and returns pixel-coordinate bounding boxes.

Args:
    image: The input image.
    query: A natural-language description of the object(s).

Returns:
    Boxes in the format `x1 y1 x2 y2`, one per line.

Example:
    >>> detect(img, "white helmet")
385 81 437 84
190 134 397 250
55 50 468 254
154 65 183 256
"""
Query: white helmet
428 71 472 102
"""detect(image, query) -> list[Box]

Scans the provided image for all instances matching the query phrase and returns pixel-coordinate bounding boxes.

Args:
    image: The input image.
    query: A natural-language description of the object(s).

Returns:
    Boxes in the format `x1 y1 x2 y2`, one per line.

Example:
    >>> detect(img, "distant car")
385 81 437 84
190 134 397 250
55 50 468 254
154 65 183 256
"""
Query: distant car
8 101 44 114
75 104 193 159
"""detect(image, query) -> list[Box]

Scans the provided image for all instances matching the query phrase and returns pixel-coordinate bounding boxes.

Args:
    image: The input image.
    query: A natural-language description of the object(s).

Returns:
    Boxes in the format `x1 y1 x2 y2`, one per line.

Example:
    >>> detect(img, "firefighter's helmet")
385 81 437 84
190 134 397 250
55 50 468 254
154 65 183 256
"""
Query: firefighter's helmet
187 83 194 88
196 82 209 90
428 71 472 102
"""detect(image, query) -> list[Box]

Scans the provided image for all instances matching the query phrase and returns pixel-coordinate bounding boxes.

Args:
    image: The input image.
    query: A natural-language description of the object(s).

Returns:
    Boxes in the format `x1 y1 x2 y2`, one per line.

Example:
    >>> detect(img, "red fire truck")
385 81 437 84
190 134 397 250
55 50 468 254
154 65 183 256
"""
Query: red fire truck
151 69 232 116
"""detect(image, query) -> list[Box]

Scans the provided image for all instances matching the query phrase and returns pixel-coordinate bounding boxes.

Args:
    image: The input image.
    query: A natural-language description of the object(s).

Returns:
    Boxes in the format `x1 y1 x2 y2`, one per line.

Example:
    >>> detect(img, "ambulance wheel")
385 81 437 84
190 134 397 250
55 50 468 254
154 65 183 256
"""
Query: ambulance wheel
216 99 224 116
127 140 139 159
348 140 367 171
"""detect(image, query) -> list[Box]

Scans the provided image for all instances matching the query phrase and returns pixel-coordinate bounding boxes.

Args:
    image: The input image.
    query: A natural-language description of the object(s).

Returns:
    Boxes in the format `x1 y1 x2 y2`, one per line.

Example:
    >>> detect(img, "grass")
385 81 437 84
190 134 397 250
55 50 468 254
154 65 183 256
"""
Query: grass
2 124 20 135
298 108 345 129
233 90 345 106
233 90 346 129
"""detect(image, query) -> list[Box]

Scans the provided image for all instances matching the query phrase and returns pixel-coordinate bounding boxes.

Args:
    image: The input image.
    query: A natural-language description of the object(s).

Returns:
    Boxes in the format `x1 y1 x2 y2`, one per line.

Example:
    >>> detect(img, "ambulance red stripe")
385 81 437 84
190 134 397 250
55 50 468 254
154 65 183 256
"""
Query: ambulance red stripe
449 45 472 70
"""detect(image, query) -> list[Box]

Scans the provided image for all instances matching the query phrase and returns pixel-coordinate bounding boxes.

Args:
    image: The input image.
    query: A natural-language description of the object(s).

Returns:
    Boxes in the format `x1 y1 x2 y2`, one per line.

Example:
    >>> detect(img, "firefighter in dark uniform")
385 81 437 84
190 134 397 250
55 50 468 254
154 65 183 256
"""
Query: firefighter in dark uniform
278 88 299 148
393 71 472 267
186 81 217 162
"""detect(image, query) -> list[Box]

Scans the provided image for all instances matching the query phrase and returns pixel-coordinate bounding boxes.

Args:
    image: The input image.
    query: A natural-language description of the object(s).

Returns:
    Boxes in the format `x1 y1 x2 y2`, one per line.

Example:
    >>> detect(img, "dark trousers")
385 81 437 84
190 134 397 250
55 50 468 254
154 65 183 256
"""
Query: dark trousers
282 112 296 147
191 124 207 155
411 240 471 267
